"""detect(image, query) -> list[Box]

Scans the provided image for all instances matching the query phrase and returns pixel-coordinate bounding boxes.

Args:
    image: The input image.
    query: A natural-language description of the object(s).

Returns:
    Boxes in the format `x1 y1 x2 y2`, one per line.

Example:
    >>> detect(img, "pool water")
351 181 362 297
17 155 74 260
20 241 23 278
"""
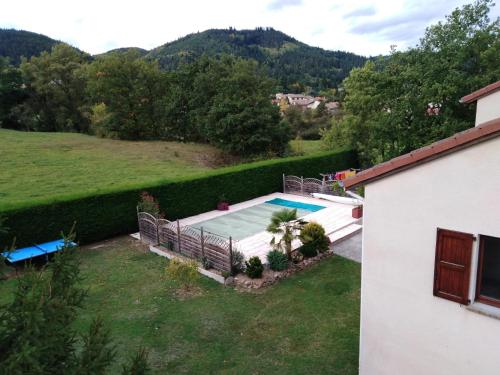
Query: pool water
191 199 325 240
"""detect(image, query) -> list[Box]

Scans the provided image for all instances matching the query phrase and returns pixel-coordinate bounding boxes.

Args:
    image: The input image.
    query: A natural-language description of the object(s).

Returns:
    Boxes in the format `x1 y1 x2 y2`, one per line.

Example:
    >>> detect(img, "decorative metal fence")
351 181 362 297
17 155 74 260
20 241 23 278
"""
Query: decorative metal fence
137 212 233 273
283 174 340 196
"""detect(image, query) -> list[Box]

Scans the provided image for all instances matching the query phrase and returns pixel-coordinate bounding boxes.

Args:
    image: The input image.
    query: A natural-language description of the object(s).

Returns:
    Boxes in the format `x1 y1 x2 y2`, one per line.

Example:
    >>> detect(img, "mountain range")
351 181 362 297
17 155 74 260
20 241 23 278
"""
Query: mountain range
0 27 367 92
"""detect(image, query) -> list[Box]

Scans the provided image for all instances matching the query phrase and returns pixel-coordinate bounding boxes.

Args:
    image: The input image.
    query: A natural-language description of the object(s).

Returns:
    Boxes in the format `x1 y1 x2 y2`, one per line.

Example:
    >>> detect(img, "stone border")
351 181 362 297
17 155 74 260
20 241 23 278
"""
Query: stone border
229 250 335 290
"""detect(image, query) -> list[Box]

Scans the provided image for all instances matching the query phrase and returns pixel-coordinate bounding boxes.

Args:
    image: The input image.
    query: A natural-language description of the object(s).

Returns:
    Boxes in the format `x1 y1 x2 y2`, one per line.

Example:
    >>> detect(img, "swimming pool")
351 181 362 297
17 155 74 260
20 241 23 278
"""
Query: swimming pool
190 198 325 240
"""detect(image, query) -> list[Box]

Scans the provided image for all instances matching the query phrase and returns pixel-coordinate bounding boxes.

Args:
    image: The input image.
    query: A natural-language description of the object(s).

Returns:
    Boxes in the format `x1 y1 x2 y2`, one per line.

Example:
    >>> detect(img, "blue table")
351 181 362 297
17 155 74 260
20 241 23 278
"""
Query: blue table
1 239 76 263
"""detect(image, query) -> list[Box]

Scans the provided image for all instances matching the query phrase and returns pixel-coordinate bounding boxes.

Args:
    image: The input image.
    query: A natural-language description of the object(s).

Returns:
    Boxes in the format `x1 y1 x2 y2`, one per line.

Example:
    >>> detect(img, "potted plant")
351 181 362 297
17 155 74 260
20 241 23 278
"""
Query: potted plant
352 205 363 219
217 194 229 211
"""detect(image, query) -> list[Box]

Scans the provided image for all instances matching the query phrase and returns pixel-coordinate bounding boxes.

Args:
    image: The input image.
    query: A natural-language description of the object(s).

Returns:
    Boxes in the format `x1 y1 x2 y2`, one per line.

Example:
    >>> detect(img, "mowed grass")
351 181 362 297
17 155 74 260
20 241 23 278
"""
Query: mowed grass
0 237 360 374
0 129 324 210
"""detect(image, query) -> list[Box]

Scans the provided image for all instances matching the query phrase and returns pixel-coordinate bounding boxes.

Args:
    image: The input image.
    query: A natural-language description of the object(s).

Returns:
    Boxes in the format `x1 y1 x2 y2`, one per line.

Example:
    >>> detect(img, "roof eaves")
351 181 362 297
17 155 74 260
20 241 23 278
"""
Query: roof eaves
344 117 500 189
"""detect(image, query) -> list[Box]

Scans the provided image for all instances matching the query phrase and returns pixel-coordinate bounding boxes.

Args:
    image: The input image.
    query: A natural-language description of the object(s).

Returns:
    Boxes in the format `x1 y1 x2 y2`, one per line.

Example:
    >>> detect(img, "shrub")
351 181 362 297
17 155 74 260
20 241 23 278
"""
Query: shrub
201 256 211 270
331 181 346 196
231 250 245 276
245 256 263 279
0 149 357 248
165 258 199 290
137 191 163 218
299 222 330 258
266 250 288 271
299 242 318 258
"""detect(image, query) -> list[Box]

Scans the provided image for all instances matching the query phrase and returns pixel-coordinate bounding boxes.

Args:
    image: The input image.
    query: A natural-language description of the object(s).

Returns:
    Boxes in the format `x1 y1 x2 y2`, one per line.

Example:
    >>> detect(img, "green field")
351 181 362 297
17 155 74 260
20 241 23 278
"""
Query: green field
0 237 360 374
0 129 323 210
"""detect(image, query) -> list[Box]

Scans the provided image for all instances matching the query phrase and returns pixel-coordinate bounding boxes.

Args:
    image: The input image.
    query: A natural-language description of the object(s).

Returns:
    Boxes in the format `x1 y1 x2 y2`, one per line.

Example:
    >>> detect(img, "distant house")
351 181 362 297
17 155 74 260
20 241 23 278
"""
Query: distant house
344 81 500 375
275 93 337 112
325 101 340 114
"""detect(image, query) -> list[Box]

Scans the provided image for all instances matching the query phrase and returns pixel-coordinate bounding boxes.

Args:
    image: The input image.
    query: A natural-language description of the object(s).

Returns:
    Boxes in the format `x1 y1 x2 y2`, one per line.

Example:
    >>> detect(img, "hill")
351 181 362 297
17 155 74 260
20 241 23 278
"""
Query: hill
96 46 148 58
0 29 60 65
1 28 366 92
146 28 367 92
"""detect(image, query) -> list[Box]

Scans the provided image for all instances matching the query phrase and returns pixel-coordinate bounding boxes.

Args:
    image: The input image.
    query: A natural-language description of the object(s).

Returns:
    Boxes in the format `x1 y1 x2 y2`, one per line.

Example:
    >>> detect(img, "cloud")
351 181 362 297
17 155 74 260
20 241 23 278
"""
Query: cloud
344 6 376 19
347 1 457 47
267 0 302 11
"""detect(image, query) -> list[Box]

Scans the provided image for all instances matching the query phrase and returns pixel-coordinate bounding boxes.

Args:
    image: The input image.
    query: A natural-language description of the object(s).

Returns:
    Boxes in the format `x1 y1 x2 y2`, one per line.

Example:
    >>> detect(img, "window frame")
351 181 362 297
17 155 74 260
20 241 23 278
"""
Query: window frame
475 235 500 308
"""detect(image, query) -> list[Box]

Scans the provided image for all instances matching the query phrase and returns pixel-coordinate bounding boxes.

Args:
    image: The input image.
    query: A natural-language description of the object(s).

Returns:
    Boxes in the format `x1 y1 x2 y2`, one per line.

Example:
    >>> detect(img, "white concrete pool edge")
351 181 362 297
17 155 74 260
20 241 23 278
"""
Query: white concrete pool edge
178 192 335 227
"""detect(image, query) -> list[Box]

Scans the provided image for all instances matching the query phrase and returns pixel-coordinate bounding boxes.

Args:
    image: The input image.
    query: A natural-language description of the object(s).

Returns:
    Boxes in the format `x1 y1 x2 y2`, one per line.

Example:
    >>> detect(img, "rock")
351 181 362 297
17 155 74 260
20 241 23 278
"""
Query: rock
224 276 234 286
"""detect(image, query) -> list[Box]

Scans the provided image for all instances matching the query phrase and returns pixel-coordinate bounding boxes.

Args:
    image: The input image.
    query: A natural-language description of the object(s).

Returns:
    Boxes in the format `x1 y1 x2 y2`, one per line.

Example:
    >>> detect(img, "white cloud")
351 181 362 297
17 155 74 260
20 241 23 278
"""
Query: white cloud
0 0 498 56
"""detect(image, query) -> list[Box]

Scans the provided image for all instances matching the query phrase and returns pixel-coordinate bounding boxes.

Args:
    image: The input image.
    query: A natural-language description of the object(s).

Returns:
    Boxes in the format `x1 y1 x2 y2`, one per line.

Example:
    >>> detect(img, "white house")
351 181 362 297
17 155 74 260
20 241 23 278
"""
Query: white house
344 81 500 375
460 81 500 125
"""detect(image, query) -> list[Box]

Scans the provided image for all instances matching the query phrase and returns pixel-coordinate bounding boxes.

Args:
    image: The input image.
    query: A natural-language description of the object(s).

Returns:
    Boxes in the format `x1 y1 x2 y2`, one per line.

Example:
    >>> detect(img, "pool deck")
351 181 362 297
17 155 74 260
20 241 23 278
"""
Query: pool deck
179 192 362 263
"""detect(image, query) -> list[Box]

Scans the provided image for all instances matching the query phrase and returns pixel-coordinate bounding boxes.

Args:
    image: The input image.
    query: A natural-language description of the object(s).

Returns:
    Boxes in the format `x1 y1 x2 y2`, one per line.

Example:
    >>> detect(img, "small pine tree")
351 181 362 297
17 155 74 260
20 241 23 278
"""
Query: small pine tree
122 347 151 375
78 317 116 375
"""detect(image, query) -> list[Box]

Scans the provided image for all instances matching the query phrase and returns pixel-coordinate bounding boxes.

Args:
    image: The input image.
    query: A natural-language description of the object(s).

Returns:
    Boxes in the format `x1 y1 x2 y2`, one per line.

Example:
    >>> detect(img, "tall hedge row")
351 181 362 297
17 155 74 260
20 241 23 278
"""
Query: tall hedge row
0 149 357 247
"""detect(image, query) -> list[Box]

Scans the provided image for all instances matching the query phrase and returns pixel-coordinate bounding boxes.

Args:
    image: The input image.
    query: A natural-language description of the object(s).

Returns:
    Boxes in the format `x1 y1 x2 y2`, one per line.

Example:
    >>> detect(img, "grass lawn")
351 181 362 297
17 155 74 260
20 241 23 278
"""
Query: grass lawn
0 129 325 210
0 236 360 374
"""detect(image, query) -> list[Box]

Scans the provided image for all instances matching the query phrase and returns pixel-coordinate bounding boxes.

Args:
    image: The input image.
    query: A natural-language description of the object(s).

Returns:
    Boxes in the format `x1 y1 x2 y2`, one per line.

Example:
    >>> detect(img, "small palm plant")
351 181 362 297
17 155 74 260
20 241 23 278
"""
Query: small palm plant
267 209 306 261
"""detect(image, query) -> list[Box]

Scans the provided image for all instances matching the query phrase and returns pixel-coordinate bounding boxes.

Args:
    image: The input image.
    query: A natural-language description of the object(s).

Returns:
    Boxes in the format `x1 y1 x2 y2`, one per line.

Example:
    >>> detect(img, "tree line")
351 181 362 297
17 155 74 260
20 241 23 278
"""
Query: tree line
321 0 500 166
0 50 290 157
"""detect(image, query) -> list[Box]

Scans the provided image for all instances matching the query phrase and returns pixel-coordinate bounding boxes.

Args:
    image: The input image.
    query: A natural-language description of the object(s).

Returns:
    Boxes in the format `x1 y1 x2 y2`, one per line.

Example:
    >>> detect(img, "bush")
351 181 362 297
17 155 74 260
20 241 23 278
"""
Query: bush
0 149 357 248
299 222 330 258
231 250 245 275
266 250 288 271
137 191 163 218
201 256 212 270
165 258 199 290
299 242 319 258
245 256 263 279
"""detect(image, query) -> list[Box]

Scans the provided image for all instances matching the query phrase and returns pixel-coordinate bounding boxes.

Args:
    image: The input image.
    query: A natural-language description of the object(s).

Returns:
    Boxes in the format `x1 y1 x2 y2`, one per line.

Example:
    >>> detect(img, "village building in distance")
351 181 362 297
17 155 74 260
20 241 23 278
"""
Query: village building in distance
273 93 340 114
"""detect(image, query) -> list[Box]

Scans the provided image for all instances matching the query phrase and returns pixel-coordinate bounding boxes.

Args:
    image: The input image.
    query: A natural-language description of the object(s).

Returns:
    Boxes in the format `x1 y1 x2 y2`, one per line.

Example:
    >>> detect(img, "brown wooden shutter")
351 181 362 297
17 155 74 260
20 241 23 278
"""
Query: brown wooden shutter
433 228 474 305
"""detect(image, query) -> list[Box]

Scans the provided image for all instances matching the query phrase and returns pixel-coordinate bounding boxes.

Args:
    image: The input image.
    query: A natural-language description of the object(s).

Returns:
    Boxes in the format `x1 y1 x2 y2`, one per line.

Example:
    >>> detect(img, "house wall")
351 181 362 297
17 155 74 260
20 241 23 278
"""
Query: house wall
360 137 500 375
476 90 500 126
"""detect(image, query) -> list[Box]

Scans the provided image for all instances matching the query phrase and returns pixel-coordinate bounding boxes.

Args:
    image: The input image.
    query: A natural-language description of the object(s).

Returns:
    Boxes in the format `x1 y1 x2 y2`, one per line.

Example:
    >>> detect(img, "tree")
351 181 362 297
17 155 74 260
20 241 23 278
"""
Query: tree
121 347 151 375
324 0 500 166
85 51 169 140
0 57 26 129
0 232 148 373
187 56 291 156
267 209 306 261
16 43 90 132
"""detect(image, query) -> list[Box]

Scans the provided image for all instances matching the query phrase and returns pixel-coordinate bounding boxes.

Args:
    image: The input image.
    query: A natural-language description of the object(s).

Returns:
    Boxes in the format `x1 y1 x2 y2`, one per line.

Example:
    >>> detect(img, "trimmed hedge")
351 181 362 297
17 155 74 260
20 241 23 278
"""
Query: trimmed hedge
0 149 357 247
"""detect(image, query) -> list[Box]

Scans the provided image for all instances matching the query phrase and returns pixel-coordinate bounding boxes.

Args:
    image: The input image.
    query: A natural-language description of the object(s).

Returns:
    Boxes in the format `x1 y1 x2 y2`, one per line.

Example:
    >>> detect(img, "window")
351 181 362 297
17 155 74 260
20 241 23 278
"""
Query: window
433 228 474 305
475 235 500 307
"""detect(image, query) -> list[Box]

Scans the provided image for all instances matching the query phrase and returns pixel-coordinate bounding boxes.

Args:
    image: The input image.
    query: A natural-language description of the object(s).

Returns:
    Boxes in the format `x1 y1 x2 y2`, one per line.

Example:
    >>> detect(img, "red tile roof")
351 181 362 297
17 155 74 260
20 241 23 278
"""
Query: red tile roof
344 117 500 189
460 81 500 104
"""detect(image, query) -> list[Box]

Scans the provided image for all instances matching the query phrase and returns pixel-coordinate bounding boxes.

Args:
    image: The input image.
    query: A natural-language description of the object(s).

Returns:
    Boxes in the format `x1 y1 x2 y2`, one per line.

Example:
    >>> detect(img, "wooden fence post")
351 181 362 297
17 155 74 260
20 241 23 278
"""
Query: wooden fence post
176 220 182 254
282 174 286 193
229 236 233 274
300 176 304 194
155 217 159 245
200 227 205 259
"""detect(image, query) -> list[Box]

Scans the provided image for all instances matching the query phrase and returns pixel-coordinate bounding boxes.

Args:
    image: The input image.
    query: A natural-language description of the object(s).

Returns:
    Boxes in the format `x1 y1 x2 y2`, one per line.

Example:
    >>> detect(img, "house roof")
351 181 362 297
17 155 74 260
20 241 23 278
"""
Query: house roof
343 117 500 189
460 81 500 104
293 98 315 106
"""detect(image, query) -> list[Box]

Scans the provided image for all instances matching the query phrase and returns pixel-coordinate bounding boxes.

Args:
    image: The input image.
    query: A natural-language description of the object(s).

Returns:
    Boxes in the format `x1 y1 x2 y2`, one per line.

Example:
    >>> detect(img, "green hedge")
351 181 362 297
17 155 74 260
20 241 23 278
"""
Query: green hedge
0 149 357 247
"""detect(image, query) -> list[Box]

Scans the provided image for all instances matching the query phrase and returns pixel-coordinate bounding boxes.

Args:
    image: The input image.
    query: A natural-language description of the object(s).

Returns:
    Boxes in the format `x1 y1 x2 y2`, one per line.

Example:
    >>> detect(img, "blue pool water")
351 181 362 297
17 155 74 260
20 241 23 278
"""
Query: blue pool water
265 198 325 212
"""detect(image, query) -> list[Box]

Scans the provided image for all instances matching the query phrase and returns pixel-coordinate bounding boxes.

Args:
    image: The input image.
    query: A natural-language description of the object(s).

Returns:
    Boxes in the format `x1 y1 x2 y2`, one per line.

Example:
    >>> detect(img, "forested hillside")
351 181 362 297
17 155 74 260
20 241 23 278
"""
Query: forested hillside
0 29 59 65
96 47 148 58
147 28 366 92
1 27 366 92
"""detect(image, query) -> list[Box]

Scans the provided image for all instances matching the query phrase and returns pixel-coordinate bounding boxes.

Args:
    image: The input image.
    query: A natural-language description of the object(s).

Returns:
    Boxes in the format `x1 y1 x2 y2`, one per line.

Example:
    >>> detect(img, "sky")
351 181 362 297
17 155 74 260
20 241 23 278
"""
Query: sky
1 0 499 56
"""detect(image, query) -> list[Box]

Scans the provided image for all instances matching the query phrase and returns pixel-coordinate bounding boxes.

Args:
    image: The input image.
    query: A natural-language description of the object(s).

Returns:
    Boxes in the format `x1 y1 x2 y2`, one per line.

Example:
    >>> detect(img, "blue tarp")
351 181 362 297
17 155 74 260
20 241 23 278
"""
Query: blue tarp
1 239 76 263
265 198 325 212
